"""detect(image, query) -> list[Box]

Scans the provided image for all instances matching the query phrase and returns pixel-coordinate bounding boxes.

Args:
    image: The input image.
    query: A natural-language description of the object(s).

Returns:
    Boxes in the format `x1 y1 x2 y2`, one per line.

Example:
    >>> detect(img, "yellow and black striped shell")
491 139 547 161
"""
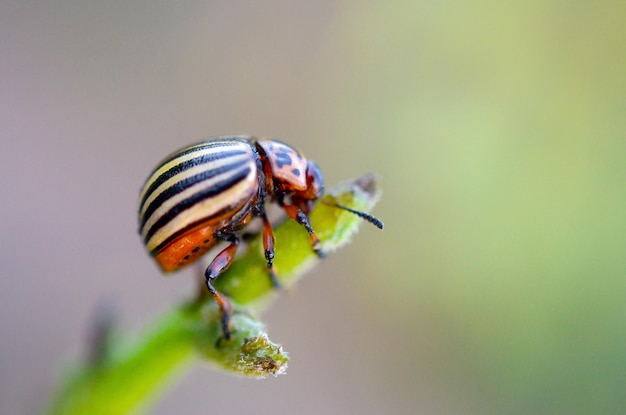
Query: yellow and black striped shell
138 136 313 272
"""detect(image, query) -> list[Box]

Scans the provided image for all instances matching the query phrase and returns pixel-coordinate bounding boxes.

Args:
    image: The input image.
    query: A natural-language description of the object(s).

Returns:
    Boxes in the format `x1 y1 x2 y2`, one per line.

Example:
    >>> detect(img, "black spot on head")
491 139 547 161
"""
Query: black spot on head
192 246 200 253
291 168 300 177
183 254 191 260
274 151 292 168
203 239 211 244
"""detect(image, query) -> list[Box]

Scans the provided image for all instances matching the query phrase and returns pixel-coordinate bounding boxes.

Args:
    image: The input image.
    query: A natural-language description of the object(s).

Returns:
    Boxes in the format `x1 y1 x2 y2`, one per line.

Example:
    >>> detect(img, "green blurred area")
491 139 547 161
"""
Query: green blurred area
326 1 625 413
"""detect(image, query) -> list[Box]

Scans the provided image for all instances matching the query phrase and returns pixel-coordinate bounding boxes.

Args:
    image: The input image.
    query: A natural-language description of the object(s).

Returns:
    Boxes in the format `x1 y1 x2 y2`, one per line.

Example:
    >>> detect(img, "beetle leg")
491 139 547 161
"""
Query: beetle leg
260 212 282 289
204 237 238 340
281 204 326 258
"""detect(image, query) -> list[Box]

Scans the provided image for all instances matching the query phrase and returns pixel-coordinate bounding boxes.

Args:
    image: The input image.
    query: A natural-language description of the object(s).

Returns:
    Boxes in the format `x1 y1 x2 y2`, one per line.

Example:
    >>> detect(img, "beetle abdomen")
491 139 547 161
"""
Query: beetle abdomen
138 137 259 265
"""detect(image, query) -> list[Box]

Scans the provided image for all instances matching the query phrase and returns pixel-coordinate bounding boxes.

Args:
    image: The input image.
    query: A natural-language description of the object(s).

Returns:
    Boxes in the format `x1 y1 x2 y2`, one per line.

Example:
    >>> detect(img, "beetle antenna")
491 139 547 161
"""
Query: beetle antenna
327 202 384 229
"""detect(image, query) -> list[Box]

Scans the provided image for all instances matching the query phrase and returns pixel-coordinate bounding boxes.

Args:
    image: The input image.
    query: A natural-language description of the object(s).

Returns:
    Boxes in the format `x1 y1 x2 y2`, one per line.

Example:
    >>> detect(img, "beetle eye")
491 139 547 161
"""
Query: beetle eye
304 161 324 199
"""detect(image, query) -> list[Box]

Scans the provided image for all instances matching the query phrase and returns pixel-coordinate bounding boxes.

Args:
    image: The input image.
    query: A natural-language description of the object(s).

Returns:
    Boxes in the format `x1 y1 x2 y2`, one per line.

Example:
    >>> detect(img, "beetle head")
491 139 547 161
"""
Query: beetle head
291 160 325 213
293 161 383 230
257 139 383 229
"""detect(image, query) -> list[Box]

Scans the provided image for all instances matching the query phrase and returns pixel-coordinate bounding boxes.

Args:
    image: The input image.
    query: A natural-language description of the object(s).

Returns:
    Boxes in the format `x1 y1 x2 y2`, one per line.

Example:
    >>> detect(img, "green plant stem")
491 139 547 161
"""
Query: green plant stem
42 174 382 415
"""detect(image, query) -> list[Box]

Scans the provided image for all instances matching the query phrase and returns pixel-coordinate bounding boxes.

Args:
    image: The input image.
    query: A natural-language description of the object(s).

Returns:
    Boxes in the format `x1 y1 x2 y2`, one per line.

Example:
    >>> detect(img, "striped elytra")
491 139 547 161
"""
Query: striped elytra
138 137 259 271
138 135 383 339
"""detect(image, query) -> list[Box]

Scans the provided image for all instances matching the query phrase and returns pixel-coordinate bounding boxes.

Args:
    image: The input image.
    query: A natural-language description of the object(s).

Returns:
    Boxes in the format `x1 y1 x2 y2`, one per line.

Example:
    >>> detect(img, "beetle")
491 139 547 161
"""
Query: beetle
138 135 383 339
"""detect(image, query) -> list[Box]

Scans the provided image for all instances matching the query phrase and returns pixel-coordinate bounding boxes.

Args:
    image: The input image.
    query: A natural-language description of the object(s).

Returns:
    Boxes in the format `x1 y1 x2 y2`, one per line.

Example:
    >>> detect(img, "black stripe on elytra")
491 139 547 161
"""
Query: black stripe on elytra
149 201 250 256
143 166 252 244
162 138 250 169
139 149 248 211
140 158 250 232
141 138 250 188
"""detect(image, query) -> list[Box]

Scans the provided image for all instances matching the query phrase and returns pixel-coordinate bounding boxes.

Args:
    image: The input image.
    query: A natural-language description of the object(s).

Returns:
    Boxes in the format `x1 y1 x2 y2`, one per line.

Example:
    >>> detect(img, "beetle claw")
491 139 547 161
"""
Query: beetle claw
269 269 283 290
221 314 232 340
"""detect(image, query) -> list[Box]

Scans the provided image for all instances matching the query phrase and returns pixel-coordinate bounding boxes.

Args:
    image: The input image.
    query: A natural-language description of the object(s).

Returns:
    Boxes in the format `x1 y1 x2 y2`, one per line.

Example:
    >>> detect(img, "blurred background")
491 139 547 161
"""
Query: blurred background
1 1 624 414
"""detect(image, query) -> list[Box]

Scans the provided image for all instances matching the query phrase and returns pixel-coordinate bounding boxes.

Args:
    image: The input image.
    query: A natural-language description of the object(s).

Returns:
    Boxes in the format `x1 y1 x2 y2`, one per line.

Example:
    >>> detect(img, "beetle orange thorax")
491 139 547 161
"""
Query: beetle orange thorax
256 140 309 195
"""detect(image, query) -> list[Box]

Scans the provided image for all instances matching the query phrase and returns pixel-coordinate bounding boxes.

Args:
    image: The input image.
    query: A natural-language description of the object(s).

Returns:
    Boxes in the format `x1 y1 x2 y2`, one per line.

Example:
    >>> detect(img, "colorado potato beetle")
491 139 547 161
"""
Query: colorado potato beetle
138 136 383 339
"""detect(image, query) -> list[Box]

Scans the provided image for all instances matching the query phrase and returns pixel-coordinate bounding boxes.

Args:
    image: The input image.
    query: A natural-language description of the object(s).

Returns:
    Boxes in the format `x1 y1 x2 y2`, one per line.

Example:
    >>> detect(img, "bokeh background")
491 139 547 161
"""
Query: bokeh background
1 1 624 414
